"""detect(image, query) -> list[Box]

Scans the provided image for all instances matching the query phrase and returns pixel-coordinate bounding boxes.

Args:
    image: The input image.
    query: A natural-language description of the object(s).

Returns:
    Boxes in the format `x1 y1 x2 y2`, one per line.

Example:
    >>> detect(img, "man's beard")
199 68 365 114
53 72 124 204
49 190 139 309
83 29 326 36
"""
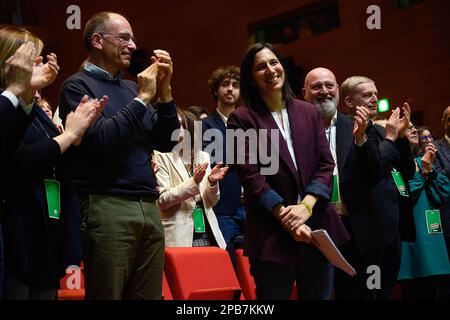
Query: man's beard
314 97 338 119
219 98 237 108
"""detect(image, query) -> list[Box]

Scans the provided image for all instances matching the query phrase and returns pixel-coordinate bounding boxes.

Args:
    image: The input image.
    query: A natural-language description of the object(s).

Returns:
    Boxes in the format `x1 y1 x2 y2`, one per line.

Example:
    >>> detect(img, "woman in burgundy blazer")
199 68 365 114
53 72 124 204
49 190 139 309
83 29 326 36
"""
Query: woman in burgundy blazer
227 43 349 299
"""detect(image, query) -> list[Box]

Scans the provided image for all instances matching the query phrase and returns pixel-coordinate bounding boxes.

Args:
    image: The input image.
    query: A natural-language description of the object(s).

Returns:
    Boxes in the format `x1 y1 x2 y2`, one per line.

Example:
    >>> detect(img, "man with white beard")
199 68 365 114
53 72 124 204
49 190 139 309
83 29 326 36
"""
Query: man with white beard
303 68 371 216
303 68 382 299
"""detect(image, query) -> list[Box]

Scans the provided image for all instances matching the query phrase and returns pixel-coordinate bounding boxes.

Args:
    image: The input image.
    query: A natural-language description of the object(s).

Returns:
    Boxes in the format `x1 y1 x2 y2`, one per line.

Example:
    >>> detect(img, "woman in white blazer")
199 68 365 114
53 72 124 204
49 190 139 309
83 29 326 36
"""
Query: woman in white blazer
154 111 228 248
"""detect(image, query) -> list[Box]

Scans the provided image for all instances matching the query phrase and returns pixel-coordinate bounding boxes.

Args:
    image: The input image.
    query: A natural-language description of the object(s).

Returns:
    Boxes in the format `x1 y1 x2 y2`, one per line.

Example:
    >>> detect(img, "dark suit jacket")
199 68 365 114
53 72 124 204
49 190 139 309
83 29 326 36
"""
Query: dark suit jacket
336 114 415 253
342 121 415 253
1 105 81 288
0 95 17 131
0 95 31 195
434 138 450 179
227 99 349 265
202 111 243 217
433 138 450 235
336 114 381 254
0 95 30 147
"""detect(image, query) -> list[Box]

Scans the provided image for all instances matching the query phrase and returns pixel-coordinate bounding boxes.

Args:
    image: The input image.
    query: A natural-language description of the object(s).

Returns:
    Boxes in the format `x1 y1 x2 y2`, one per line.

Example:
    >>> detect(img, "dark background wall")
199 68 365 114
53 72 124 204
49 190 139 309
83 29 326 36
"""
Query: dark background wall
1 0 449 136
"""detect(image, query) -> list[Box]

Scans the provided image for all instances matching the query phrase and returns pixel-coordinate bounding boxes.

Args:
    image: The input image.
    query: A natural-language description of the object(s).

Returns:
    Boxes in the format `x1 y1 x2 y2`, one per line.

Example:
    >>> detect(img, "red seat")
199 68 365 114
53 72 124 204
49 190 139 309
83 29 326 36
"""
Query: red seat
162 271 173 300
235 249 297 300
58 262 85 300
164 247 241 300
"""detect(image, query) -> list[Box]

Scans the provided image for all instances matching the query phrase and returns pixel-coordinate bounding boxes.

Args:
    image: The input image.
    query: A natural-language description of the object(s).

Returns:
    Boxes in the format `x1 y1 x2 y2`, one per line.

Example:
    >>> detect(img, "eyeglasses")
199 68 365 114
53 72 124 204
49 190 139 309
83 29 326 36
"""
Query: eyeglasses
419 135 433 141
99 33 137 46
406 125 417 132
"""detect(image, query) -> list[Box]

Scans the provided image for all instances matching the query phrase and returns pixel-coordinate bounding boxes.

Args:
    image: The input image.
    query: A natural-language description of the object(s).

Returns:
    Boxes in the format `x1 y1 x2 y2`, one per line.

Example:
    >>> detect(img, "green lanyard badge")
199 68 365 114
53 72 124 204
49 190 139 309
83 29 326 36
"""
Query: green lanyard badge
44 179 61 219
391 169 409 197
331 174 340 204
193 207 206 233
425 209 443 234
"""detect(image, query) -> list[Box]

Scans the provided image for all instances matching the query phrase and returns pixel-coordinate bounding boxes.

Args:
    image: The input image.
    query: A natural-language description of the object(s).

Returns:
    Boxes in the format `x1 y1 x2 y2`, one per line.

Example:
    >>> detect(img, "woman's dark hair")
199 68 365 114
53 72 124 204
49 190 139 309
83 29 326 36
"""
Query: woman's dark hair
240 43 294 111
418 126 435 140
413 125 435 156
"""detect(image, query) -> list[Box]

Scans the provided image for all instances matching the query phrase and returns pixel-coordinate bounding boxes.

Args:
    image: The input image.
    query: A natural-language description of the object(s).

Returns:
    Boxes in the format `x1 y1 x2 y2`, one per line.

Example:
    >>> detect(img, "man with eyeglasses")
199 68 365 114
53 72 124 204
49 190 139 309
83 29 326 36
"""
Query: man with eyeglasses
59 12 179 300
302 68 379 300
336 75 416 300
433 105 450 299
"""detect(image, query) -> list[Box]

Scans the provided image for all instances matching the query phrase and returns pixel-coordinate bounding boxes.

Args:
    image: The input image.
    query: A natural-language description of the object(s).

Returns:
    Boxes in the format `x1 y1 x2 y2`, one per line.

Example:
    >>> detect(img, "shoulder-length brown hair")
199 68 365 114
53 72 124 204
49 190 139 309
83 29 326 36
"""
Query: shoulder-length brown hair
0 26 43 90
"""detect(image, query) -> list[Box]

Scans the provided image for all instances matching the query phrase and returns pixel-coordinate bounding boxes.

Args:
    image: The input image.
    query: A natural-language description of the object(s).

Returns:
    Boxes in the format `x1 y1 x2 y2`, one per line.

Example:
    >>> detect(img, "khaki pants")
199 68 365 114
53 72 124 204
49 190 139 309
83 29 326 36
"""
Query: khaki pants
80 194 165 300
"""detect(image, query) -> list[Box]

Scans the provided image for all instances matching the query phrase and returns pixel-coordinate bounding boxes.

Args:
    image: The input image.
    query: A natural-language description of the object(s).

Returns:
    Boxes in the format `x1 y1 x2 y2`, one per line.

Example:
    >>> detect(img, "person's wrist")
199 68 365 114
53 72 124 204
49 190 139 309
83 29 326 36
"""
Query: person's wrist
207 176 217 186
159 87 172 103
355 134 367 146
298 200 313 216
63 130 78 145
137 92 152 105
271 203 283 218
385 132 397 142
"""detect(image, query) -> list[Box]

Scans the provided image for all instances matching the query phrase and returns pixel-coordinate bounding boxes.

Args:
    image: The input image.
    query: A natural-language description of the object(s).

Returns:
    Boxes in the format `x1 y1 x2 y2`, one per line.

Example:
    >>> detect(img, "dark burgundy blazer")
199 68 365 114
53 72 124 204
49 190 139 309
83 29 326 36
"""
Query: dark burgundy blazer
227 98 349 265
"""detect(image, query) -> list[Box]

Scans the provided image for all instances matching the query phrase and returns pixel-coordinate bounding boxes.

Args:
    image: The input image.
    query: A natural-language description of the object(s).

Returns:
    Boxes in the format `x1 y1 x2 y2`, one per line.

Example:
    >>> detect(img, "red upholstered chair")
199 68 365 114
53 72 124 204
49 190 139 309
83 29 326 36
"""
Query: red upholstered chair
235 249 257 300
235 249 298 300
162 271 173 300
164 247 242 300
58 262 85 300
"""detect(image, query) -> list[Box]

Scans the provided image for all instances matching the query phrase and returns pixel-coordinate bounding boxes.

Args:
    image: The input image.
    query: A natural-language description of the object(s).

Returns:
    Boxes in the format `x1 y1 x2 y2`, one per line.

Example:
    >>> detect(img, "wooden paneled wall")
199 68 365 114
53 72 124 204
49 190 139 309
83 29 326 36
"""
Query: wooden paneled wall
2 0 449 135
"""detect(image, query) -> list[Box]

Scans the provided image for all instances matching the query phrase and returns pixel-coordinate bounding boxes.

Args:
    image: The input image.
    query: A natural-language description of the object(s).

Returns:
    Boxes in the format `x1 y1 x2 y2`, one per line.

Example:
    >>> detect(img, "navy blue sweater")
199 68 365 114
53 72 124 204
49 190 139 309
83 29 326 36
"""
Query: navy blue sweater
59 70 179 198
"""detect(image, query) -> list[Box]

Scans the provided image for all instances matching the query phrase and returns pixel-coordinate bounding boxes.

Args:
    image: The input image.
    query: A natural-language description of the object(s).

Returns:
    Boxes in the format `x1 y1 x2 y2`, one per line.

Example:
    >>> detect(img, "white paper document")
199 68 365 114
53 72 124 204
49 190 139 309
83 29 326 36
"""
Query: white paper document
311 229 356 276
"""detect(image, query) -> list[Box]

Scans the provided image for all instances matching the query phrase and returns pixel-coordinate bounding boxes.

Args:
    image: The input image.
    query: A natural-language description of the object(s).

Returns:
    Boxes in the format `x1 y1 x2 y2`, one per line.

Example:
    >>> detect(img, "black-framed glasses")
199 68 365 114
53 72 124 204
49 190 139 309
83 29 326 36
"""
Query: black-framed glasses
406 125 417 132
99 33 137 46
419 134 433 141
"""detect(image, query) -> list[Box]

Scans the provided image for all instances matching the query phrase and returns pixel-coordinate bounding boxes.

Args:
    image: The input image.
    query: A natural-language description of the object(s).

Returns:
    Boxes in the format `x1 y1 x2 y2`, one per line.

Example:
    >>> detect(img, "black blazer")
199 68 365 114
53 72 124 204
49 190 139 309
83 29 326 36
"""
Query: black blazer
339 117 415 253
202 110 243 216
0 95 31 195
1 105 81 289
0 95 17 130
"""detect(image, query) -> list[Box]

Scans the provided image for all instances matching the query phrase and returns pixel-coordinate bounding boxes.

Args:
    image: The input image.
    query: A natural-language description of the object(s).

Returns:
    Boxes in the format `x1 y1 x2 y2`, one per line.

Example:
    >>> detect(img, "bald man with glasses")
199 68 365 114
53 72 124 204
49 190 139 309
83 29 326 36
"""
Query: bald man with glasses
59 12 179 300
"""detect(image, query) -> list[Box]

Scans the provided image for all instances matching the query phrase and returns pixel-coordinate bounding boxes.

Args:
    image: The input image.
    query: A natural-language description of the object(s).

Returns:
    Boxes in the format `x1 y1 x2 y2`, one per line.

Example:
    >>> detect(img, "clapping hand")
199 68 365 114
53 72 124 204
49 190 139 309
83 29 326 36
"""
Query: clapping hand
4 42 36 97
398 102 411 138
30 53 60 91
137 63 158 105
66 95 108 146
421 143 436 175
150 49 173 102
193 163 208 185
208 163 229 184
353 106 370 144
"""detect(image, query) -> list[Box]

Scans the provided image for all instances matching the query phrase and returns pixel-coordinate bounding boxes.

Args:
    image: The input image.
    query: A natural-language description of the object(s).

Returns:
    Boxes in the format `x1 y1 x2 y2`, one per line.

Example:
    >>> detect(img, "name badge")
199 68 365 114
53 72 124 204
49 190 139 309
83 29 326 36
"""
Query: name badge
193 207 206 233
44 179 60 219
425 209 443 234
391 169 409 197
331 174 340 204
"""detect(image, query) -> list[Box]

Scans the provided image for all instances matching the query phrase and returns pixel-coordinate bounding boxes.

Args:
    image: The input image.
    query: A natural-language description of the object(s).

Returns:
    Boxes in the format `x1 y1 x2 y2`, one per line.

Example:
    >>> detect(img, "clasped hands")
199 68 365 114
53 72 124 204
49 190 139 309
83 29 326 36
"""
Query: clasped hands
272 201 315 244
385 102 411 142
137 49 173 104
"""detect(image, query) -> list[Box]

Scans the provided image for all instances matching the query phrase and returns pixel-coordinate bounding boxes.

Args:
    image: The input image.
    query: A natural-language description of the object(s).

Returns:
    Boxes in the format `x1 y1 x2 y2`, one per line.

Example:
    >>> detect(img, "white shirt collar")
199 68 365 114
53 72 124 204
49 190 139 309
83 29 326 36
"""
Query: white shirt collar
216 108 228 124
